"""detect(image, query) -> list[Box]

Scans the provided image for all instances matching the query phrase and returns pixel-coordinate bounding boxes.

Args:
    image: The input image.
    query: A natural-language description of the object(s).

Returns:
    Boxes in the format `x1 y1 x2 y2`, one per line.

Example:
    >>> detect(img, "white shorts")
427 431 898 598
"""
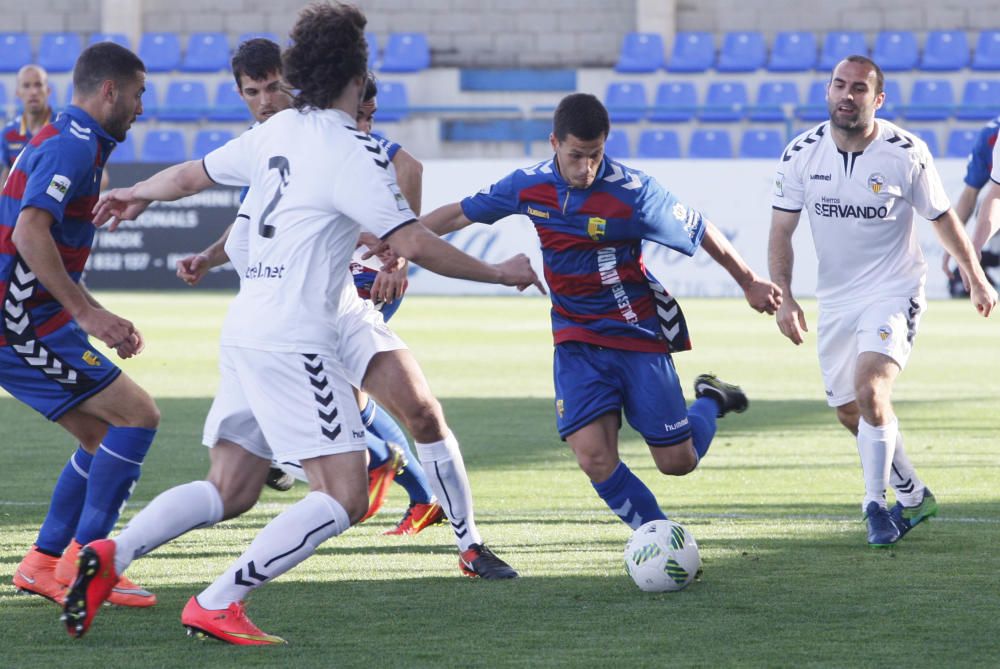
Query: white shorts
202 345 367 461
816 295 926 407
336 297 407 388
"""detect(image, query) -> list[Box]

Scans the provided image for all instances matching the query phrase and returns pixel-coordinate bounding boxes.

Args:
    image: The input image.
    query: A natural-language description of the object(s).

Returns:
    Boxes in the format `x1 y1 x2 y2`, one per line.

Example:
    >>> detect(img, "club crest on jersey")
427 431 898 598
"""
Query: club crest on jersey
878 325 892 342
588 217 606 240
82 350 102 366
868 172 886 194
555 398 564 418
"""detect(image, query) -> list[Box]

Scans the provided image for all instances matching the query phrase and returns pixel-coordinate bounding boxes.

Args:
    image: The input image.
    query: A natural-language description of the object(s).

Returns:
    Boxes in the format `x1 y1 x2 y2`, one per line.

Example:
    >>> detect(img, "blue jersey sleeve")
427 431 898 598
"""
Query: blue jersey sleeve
371 132 400 161
20 137 94 223
635 175 706 256
459 171 520 224
1 122 17 167
964 125 997 189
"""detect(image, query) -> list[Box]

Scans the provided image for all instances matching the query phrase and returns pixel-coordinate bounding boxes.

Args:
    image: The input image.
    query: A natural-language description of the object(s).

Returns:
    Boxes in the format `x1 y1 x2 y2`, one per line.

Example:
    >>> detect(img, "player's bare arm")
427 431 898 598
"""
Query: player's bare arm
768 207 808 345
176 221 235 286
94 159 214 229
700 220 782 314
392 148 423 216
370 256 408 303
362 202 472 264
942 184 981 277
932 208 998 317
971 181 1000 258
79 282 144 358
11 207 134 348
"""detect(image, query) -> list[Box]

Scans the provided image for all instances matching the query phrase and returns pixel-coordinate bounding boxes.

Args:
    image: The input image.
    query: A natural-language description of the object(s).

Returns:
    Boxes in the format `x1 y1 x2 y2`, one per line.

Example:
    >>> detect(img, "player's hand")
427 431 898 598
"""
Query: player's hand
742 275 783 314
969 279 998 317
176 253 211 286
371 259 408 304
76 306 135 351
113 329 145 359
940 252 954 278
775 296 807 345
92 187 151 231
495 254 547 295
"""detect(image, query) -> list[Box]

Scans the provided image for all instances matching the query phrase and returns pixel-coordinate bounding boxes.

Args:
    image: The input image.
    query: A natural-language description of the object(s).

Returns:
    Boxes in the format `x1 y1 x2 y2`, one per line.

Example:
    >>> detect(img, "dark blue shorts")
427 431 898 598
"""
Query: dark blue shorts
0 320 121 421
553 341 690 446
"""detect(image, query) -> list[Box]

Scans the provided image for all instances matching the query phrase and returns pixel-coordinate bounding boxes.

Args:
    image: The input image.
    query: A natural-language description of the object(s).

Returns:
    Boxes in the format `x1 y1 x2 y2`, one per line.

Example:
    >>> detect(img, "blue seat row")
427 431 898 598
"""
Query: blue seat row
617 30 1000 73
605 78 1000 124
604 127 974 159
108 129 234 163
0 31 430 74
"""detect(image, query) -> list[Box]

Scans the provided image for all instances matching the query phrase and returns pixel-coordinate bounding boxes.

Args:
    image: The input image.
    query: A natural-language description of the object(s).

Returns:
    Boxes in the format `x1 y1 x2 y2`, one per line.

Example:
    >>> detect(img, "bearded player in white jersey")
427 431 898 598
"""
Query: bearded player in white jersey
62 3 542 645
768 55 997 548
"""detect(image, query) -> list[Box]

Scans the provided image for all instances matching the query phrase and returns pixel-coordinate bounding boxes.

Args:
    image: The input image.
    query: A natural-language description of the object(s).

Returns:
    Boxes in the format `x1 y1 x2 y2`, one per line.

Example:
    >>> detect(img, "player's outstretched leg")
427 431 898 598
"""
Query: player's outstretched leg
264 465 296 491
889 487 938 540
459 543 518 579
61 540 118 638
55 539 157 608
182 597 286 646
693 374 748 417
359 439 404 523
864 501 900 548
384 500 446 536
13 547 64 603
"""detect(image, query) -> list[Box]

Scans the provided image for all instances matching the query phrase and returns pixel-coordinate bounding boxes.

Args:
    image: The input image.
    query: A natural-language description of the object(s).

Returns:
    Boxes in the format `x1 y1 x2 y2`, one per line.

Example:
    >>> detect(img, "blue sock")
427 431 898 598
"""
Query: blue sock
35 446 93 555
688 397 718 461
592 461 667 529
366 431 391 470
361 399 433 503
75 426 156 545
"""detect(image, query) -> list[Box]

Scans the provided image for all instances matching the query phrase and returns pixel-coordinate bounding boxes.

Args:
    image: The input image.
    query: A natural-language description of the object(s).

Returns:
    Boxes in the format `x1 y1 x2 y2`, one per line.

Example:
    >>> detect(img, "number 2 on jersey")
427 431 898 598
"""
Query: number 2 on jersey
258 156 290 238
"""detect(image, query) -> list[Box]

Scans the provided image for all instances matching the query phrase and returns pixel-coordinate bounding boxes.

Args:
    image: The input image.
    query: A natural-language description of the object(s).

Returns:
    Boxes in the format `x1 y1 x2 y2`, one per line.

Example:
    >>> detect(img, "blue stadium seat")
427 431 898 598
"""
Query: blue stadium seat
605 82 647 123
636 130 680 158
946 128 979 158
0 83 7 121
136 80 158 121
141 130 187 162
956 80 1000 121
182 32 230 72
604 129 630 158
139 32 182 72
192 129 234 159
88 32 131 49
38 33 83 73
908 128 939 157
109 134 136 163
749 81 799 122
739 129 784 158
972 31 1000 70
768 31 817 72
238 32 280 46
375 81 409 121
64 82 73 108
380 33 430 72
819 31 867 70
159 80 208 122
0 33 32 73
666 32 714 73
208 82 250 122
700 81 748 122
920 31 970 71
717 31 766 72
615 32 665 73
365 31 379 70
872 31 919 71
688 129 732 158
875 79 904 120
648 82 697 123
796 81 828 121
905 79 954 120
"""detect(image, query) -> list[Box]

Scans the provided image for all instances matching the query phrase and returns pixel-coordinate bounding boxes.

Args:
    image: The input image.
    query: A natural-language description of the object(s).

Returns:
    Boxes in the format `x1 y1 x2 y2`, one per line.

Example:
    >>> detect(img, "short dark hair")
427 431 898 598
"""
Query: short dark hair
72 42 145 96
283 2 368 111
362 71 378 103
232 38 283 90
553 93 610 142
836 54 885 96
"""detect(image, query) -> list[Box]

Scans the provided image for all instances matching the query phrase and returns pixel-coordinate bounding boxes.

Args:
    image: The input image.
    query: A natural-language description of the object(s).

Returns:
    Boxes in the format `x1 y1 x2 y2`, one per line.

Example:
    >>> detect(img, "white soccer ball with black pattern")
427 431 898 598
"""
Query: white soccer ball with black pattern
623 519 701 592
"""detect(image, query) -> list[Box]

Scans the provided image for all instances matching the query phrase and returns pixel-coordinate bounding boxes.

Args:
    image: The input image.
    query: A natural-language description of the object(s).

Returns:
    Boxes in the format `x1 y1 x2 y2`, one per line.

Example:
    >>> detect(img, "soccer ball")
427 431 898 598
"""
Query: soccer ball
623 519 701 592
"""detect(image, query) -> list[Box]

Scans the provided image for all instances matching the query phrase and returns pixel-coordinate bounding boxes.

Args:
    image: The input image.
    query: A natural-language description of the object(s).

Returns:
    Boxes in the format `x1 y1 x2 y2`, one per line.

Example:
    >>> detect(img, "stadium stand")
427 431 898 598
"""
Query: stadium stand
380 33 430 72
818 31 867 70
946 128 979 157
716 31 766 72
373 81 409 122
604 129 630 158
37 32 82 73
666 32 714 73
139 32 182 72
689 129 733 158
636 129 681 158
0 33 32 73
700 81 748 122
0 83 6 121
207 82 251 122
767 31 817 72
906 79 954 120
909 128 939 156
796 81 828 122
875 79 904 120
739 128 785 158
920 30 970 71
749 81 799 122
181 32 230 72
649 82 697 123
192 129 234 159
365 31 379 70
956 79 1000 120
141 129 187 162
108 134 136 162
88 32 131 49
238 32 280 46
159 80 207 122
872 31 919 71
605 81 646 123
615 32 665 73
972 30 1000 70
135 80 159 121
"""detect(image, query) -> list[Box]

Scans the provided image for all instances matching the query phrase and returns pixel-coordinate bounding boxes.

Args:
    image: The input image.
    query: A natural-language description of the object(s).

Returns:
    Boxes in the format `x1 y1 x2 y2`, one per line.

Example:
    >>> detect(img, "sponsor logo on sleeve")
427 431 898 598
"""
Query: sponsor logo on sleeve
526 206 549 219
46 174 71 202
388 183 409 211
775 172 784 197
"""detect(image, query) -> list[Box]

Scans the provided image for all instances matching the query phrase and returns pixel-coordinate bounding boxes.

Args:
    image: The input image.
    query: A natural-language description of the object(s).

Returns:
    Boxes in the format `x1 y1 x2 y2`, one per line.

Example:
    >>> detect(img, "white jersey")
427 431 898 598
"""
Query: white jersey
773 120 950 308
203 107 416 353
991 134 1000 184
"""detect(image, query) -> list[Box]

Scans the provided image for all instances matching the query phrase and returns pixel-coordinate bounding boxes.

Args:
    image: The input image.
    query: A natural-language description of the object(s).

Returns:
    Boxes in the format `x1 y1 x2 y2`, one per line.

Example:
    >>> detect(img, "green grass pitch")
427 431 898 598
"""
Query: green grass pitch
1 293 998 668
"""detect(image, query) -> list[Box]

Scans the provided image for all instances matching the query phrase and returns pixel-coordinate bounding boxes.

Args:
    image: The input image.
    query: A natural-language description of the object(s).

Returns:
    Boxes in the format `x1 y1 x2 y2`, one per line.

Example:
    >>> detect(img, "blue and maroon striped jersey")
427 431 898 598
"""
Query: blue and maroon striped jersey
964 114 1000 189
461 156 706 353
1 111 52 168
0 106 116 339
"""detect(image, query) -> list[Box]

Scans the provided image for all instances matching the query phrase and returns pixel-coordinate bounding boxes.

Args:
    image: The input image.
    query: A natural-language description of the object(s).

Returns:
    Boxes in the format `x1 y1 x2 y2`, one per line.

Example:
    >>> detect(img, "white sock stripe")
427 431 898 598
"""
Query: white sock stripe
99 443 144 465
69 452 90 479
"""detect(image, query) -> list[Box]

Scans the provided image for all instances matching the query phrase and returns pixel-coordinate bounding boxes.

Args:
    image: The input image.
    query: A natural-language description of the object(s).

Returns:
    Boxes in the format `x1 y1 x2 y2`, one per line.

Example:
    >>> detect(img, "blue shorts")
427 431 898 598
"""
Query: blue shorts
352 270 404 322
553 341 690 446
0 320 121 421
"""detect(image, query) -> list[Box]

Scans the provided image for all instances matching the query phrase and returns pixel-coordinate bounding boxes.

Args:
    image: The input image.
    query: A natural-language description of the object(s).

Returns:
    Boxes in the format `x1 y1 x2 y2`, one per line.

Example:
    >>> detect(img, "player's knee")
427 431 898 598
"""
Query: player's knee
116 390 160 429
835 405 860 434
401 396 445 442
346 497 369 525
576 452 619 483
652 442 698 476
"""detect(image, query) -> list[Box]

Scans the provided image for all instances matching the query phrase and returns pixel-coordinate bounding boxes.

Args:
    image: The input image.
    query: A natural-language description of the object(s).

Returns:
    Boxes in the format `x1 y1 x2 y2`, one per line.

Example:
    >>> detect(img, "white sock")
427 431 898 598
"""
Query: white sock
197 491 349 610
113 480 224 575
856 417 898 512
415 431 482 552
889 431 925 507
